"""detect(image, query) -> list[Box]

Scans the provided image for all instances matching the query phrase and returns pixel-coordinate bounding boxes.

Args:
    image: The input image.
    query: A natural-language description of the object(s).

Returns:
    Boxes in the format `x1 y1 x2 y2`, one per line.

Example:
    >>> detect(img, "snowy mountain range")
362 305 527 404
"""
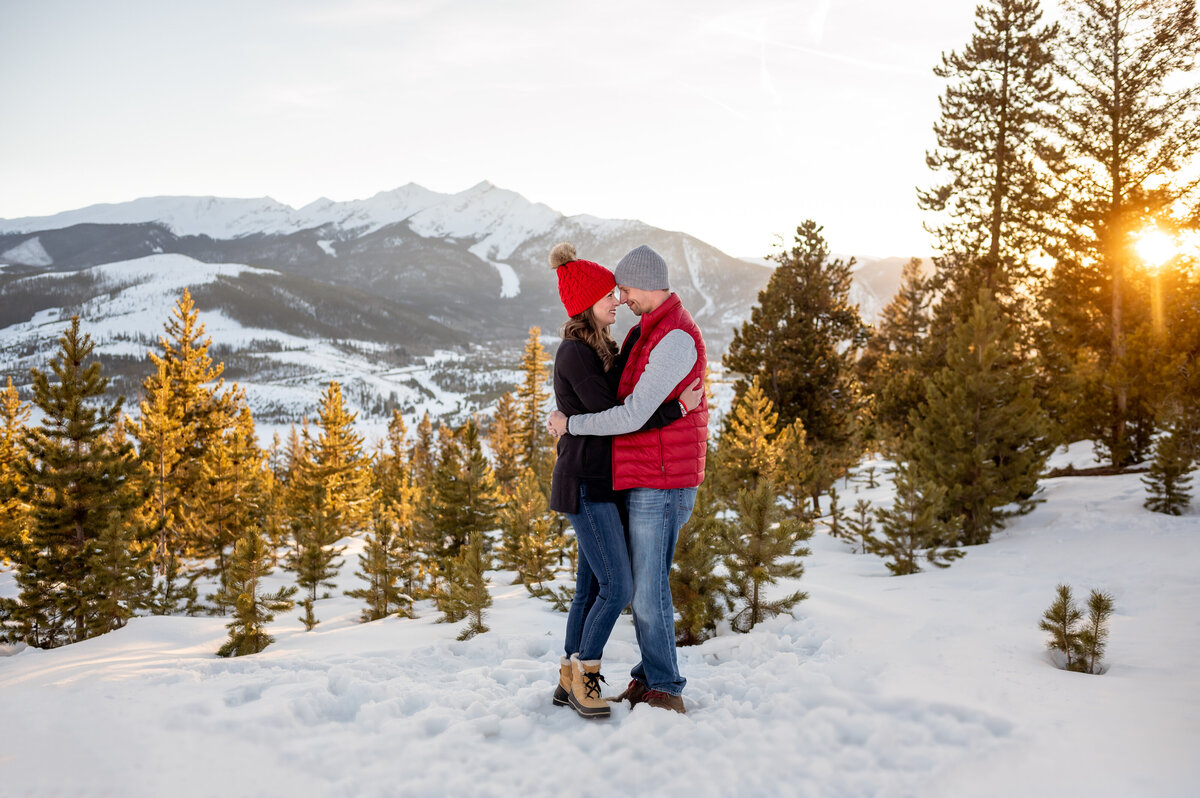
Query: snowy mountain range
0 182 910 429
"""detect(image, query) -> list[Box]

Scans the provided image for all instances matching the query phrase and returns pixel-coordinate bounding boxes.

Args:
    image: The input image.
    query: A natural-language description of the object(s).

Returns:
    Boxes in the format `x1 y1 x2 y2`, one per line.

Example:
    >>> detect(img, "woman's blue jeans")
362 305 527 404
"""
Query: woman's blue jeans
562 485 633 662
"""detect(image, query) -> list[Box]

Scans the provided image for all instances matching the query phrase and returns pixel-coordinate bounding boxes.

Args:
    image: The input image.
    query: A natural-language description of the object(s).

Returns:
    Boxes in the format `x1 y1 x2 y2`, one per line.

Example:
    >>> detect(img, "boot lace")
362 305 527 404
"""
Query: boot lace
582 670 607 700
642 689 671 705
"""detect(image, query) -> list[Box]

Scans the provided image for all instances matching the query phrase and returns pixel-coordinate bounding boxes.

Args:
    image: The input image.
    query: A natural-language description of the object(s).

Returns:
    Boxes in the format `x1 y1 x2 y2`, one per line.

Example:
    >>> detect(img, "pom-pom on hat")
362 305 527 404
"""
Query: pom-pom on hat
549 242 616 317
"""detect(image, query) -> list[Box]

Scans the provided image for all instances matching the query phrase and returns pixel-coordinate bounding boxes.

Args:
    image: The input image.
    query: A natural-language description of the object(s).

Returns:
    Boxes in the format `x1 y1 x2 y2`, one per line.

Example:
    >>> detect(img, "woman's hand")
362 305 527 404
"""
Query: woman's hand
679 377 703 412
547 409 568 438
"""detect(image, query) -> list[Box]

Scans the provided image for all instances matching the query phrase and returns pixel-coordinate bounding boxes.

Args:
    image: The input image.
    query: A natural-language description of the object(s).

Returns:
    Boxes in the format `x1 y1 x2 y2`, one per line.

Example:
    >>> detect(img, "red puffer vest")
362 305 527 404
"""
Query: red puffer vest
612 293 708 490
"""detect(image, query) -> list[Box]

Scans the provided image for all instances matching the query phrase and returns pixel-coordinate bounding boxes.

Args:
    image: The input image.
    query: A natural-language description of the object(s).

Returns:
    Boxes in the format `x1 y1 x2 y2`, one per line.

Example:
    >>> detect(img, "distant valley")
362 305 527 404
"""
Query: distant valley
0 183 915 431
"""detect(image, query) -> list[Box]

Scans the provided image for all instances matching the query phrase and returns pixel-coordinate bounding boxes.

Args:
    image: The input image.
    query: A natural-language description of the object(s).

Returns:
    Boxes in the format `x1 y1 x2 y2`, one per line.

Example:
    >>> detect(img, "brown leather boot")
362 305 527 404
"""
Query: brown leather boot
569 654 610 719
552 657 571 707
609 678 648 706
642 689 686 714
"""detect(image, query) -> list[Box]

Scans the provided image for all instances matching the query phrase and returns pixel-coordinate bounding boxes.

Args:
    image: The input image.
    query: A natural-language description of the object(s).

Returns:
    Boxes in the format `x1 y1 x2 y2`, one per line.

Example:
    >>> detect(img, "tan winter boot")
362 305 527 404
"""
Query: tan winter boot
568 653 610 719
552 656 571 707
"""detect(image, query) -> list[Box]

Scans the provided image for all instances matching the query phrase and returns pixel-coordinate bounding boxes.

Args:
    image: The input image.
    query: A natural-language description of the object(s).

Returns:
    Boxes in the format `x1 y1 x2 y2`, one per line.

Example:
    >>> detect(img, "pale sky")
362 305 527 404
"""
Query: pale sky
0 0 981 258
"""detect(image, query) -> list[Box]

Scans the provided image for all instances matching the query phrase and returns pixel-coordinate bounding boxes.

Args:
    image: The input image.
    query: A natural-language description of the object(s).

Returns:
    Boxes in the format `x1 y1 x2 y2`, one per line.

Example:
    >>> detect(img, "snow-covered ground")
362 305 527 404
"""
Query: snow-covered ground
1 442 1197 797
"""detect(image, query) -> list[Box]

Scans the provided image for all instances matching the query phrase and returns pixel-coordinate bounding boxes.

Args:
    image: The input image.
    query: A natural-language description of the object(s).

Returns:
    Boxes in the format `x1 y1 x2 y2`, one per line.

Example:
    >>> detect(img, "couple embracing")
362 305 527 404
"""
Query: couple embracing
545 242 708 720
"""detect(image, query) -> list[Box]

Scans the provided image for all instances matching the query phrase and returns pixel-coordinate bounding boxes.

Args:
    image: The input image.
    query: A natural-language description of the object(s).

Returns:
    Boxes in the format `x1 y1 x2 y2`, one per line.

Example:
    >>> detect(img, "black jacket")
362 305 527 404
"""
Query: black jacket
549 335 681 514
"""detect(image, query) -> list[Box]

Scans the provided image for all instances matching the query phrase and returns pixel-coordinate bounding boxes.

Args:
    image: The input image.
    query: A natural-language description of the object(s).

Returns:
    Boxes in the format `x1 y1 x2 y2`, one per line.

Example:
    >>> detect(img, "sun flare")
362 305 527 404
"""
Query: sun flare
1134 228 1177 268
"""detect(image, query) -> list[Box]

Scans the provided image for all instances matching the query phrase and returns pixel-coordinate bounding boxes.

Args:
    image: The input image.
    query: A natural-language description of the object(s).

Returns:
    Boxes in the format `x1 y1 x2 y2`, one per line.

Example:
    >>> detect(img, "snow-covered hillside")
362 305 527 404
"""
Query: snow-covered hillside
1 443 1195 797
0 253 520 429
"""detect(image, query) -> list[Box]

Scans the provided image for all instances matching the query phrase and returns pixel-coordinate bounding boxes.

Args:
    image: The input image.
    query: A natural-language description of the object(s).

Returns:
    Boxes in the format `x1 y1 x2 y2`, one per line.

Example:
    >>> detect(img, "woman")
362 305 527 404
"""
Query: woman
547 242 700 720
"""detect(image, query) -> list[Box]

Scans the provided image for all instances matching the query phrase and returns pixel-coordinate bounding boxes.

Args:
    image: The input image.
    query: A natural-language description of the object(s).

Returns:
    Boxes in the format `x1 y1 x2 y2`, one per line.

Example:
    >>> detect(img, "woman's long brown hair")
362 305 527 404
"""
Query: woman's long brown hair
562 309 618 372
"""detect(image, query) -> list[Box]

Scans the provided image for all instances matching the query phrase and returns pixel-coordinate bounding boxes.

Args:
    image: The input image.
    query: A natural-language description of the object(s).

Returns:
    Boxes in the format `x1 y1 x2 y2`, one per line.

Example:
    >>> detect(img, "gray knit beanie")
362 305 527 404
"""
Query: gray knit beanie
614 245 669 291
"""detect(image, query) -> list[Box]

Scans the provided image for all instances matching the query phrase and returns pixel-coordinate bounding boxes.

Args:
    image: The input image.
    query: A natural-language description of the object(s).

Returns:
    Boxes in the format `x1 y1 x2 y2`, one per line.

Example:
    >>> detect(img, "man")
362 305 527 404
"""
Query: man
548 244 708 713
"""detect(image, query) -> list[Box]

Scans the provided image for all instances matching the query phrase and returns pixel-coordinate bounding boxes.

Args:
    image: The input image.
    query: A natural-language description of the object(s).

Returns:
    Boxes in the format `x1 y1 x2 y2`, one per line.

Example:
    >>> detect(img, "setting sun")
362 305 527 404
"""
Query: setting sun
1134 228 1177 267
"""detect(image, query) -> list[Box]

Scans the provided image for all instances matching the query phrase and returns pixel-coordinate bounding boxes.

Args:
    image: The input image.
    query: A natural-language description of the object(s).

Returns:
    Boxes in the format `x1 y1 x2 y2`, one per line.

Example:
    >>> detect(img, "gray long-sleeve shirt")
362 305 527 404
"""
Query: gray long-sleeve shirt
567 328 697 437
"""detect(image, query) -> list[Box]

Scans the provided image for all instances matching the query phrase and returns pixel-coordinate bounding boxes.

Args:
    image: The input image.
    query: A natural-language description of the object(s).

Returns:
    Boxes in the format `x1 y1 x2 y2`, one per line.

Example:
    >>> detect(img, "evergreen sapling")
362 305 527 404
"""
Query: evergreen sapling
344 507 416 622
1076 589 1115 675
214 527 297 657
1143 423 1194 515
436 532 493 640
846 499 874 554
669 482 728 645
869 463 963 575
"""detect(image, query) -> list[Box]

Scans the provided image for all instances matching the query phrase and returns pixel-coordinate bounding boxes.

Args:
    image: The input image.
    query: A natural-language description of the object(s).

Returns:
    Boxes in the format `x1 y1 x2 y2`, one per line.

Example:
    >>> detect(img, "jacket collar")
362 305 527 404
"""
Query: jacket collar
636 292 681 337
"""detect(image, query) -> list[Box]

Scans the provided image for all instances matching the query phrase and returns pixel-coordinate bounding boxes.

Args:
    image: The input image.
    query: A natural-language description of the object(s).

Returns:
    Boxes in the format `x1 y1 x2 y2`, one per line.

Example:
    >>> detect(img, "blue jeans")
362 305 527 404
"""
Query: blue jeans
627 486 697 695
562 485 634 662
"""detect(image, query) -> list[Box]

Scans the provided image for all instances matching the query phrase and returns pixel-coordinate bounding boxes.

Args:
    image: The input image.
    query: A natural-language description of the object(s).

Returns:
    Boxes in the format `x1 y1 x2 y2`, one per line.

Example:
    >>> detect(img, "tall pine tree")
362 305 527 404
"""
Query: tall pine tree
487 391 523 497
857 259 936 445
284 382 374 629
6 318 143 647
907 291 1052 546
724 221 868 509
138 289 233 559
515 327 555 492
918 0 1061 306
1043 0 1200 465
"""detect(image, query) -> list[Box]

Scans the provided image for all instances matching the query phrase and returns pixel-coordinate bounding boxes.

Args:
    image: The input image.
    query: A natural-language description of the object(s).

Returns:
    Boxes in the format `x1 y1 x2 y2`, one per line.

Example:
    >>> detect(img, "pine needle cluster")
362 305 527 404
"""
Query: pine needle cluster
1039 584 1115 674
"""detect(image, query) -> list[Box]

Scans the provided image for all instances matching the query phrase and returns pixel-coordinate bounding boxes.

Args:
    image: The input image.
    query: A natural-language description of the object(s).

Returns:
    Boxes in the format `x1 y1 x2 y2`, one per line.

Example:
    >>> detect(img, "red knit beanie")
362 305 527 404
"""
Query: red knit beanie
548 242 615 317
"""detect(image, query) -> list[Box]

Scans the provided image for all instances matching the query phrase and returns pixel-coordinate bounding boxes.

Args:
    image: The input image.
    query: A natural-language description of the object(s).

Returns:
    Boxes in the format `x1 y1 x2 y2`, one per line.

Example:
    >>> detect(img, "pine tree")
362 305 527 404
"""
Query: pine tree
862 465 879 489
513 510 565 599
498 467 562 592
7 318 143 647
214 527 297 657
0 377 31 565
311 381 374 537
261 434 290 566
436 532 493 640
84 423 154 637
907 291 1052 546
138 289 233 559
409 412 437 488
1142 422 1195 514
918 0 1061 305
870 463 963 575
515 327 555 491
375 409 412 514
201 392 268 600
284 381 375 631
857 259 937 444
1075 589 1115 674
716 380 814 632
846 499 874 554
775 417 818 522
459 419 502 546
128 357 195 614
670 481 728 645
428 419 501 559
1043 0 1200 466
724 481 813 632
487 391 523 497
724 221 868 508
344 506 416 622
372 411 427 600
1039 584 1084 671
826 485 846 541
498 467 545 574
